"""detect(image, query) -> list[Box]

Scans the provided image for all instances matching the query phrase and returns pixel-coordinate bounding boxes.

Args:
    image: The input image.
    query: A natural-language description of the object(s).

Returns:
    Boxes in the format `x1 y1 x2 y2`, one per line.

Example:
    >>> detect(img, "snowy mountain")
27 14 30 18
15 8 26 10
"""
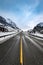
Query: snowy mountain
27 22 43 34
0 16 8 26
33 22 43 33
6 18 17 29
37 22 43 27
0 16 19 32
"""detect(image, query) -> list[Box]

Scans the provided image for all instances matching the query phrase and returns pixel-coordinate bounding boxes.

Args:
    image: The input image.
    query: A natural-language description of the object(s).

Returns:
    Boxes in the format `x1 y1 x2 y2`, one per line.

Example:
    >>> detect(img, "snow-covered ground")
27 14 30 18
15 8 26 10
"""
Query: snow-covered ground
0 30 17 37
31 32 43 37
0 30 21 44
5 26 15 31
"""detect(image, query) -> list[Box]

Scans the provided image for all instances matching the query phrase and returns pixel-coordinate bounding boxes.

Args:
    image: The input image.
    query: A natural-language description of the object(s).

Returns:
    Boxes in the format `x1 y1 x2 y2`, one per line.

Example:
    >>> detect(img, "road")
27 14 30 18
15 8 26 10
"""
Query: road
0 32 43 65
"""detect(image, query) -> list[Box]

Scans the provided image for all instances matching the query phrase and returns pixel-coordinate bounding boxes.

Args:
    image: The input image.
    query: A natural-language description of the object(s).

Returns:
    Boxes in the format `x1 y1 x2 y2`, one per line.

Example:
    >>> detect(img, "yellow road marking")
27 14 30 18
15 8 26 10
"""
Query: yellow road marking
20 35 23 65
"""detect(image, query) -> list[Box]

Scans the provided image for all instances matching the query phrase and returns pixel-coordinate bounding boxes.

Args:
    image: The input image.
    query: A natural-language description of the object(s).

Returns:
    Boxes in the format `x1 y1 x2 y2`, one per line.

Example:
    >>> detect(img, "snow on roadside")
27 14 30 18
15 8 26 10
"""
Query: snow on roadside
0 30 17 37
0 33 17 44
0 30 22 44
31 32 43 37
0 30 19 44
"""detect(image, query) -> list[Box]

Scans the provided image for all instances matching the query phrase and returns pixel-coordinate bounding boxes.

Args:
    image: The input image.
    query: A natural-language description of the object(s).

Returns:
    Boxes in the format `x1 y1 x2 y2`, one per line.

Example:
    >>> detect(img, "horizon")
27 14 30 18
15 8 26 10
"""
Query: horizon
0 0 43 31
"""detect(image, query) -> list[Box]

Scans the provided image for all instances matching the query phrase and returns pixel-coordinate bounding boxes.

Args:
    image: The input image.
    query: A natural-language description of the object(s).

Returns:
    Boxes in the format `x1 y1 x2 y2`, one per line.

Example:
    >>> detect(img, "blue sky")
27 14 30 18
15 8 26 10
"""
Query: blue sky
0 0 43 30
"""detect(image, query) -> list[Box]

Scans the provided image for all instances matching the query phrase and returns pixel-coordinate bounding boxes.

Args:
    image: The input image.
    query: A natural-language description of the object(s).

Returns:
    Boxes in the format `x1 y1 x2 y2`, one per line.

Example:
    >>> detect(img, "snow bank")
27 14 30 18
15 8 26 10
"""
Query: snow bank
0 30 21 44
0 31 17 37
31 32 43 38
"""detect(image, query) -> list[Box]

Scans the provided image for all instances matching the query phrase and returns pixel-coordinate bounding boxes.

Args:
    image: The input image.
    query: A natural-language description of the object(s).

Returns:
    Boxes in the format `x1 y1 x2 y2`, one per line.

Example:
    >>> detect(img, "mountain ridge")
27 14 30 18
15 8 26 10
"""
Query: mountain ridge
32 22 43 33
0 16 19 29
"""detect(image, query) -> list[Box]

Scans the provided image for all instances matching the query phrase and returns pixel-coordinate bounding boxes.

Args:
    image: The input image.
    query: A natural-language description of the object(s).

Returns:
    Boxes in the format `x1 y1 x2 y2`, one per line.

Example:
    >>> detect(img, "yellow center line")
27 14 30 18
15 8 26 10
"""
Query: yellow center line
20 35 23 65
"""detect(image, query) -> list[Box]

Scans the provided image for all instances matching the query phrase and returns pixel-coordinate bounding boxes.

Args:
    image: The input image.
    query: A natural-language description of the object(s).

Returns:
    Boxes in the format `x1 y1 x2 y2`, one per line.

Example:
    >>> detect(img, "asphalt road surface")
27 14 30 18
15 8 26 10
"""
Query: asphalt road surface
0 32 43 65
